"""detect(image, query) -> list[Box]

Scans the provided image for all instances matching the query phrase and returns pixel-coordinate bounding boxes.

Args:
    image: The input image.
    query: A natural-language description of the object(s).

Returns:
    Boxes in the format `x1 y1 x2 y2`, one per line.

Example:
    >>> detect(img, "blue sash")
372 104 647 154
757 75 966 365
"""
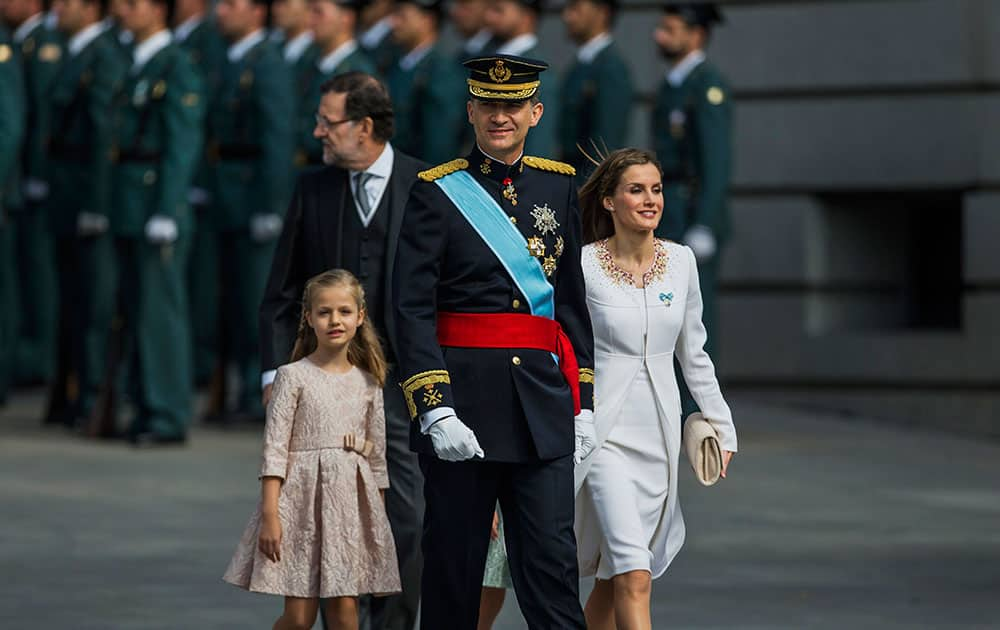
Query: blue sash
435 170 554 319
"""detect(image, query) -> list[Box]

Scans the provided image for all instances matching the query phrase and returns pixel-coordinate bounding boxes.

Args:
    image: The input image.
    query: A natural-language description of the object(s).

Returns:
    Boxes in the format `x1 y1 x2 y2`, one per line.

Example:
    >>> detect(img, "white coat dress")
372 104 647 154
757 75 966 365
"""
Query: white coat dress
574 238 738 579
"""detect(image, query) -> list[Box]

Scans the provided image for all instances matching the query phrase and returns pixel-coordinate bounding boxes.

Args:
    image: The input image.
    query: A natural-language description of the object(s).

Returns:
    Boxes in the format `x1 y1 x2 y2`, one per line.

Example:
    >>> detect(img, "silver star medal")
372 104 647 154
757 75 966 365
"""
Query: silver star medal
531 203 559 236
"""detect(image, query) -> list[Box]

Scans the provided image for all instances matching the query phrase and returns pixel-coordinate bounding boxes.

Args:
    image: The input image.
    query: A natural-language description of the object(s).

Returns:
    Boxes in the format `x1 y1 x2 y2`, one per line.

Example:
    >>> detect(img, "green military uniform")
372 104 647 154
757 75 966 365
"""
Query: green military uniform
387 42 466 164
109 33 205 440
558 37 633 173
11 15 63 384
295 42 375 168
359 18 401 78
494 40 558 157
175 16 226 385
45 25 127 424
207 31 294 417
0 28 26 402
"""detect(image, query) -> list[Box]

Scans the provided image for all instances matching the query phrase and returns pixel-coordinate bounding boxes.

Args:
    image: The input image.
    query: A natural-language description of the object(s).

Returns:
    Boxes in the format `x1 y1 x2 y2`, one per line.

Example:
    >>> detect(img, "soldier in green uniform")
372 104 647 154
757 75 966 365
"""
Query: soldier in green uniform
3 0 63 385
385 0 465 164
210 0 294 420
292 0 373 170
107 0 205 444
273 0 316 82
558 0 632 173
482 0 557 156
0 25 26 404
172 0 224 386
449 0 491 153
652 2 731 415
44 0 127 427
357 0 399 77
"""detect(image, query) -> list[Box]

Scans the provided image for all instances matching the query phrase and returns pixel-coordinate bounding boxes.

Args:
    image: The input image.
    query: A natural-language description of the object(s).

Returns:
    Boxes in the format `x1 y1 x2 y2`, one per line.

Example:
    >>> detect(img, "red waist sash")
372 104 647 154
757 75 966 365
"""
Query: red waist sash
436 312 580 416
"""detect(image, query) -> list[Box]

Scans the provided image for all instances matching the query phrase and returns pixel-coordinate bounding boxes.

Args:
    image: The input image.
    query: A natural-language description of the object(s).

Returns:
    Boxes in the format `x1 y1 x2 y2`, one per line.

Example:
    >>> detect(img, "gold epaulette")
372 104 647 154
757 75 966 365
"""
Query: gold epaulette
522 156 576 176
418 158 469 182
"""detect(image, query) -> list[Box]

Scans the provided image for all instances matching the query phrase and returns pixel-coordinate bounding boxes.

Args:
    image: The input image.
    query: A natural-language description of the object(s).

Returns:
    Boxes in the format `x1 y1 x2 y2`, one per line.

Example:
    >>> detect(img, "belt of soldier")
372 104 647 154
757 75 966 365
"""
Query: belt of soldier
213 144 263 161
116 149 161 163
436 312 581 416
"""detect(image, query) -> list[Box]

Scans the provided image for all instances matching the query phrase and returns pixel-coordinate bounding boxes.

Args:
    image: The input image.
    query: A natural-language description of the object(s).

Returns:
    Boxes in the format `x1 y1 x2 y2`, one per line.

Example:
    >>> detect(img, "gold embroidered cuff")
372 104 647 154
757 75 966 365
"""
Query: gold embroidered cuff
401 370 451 419
579 368 595 384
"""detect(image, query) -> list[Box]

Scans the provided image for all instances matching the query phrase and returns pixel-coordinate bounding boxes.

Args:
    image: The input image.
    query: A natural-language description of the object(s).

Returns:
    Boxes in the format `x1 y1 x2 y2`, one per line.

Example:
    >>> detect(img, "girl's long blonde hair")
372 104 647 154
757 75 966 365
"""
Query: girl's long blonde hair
289 269 387 386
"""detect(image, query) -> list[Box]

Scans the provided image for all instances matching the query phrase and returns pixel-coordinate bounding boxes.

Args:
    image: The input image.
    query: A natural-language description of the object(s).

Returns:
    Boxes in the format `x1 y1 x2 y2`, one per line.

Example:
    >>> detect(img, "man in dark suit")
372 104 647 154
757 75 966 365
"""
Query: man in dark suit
391 55 596 629
259 71 425 630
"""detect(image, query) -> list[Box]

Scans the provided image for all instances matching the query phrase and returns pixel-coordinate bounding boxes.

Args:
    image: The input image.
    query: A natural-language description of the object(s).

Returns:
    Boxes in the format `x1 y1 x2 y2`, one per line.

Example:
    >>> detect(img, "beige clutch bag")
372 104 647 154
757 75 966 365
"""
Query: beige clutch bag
683 412 722 486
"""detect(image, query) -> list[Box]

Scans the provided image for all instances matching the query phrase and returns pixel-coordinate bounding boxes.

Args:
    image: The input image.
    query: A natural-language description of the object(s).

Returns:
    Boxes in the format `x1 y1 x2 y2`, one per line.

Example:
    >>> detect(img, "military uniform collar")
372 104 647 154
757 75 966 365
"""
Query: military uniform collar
496 33 537 57
13 13 44 44
227 29 266 62
470 145 524 184
318 39 358 73
173 14 204 43
67 22 105 57
463 29 492 56
577 32 611 64
283 30 313 63
666 49 705 87
398 41 433 71
132 29 172 74
360 16 392 50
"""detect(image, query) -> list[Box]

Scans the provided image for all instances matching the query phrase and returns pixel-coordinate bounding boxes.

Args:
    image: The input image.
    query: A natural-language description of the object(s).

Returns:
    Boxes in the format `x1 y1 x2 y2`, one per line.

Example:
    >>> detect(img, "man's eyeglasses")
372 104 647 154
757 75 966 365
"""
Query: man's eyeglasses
315 114 356 132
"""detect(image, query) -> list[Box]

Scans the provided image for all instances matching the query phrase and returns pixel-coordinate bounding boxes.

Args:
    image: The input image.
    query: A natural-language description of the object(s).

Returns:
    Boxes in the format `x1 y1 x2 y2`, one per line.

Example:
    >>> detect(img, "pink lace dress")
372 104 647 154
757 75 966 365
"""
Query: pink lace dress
223 359 401 598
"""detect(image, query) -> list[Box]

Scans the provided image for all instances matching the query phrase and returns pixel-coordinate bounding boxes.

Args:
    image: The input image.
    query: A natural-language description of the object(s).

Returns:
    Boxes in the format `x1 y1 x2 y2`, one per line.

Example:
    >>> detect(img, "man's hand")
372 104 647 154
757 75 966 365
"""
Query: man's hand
574 409 597 464
426 416 484 462
144 215 179 245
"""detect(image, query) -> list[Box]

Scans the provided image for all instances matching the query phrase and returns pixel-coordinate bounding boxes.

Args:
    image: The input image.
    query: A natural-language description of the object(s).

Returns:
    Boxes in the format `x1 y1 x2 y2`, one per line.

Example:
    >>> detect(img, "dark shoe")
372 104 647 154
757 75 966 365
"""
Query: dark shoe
129 432 188 448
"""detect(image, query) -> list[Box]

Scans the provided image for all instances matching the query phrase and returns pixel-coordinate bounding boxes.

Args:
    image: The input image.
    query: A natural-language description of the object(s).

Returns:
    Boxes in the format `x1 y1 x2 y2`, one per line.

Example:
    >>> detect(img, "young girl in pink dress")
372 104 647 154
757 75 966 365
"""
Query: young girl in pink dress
223 269 401 629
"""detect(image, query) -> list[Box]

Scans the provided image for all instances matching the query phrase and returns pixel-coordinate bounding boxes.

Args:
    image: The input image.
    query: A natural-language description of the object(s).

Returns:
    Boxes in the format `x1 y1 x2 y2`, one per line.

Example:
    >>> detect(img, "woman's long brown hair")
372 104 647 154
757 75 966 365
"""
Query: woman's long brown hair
578 148 664 244
289 269 388 386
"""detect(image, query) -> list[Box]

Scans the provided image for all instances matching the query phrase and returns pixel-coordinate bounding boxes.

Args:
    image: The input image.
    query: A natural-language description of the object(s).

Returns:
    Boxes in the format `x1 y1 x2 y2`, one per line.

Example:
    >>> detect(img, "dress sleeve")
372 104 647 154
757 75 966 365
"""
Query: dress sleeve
259 366 300 479
366 384 390 489
674 246 738 452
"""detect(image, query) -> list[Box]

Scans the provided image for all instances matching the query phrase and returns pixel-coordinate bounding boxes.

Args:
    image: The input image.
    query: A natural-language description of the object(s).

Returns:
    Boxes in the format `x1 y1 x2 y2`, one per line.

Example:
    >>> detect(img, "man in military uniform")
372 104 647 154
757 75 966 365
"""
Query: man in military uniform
104 0 204 444
385 0 465 164
3 0 62 386
558 0 632 172
482 0 557 156
449 0 490 153
0 23 26 404
292 0 373 171
44 0 127 427
172 0 224 387
273 0 314 75
652 2 731 415
357 0 398 77
392 54 595 630
209 0 294 420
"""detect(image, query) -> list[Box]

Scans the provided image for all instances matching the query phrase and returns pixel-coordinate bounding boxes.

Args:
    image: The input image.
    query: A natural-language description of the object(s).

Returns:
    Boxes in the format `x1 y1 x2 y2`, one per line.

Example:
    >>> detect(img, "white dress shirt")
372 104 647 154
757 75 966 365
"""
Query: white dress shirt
398 43 432 72
283 31 314 63
318 39 359 74
666 49 706 87
359 16 392 50
13 13 44 43
67 22 105 57
577 32 612 64
172 14 203 43
496 33 537 56
227 29 266 62
131 29 172 74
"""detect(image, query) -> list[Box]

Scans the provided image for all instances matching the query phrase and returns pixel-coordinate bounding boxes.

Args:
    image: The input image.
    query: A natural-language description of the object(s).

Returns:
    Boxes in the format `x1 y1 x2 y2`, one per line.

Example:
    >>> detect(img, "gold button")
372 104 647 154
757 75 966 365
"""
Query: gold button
143 170 156 185
509 216 517 224
511 356 521 366
512 299 521 309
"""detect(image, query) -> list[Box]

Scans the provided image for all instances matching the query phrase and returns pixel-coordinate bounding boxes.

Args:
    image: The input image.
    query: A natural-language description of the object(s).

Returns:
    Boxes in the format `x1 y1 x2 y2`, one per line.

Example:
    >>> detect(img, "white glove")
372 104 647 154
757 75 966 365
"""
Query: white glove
683 224 717 263
23 178 50 202
145 215 179 245
425 415 485 462
574 409 597 464
77 211 109 236
250 213 283 242
187 187 211 206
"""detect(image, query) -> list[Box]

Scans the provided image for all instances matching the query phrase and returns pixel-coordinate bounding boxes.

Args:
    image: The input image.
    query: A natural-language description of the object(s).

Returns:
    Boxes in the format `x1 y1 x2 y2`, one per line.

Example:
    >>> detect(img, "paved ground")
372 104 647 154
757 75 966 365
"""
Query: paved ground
1 389 998 629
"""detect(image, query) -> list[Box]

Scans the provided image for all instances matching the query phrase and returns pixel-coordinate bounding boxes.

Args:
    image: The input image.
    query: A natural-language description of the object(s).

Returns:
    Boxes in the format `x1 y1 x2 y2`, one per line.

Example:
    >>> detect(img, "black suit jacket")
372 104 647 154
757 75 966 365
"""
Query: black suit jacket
259 148 426 372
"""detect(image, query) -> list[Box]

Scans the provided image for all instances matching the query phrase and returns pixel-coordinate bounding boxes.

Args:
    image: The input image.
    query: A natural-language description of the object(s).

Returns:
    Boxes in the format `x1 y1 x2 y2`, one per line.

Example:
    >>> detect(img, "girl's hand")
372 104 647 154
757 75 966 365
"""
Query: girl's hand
259 514 282 562
490 510 500 541
721 451 735 479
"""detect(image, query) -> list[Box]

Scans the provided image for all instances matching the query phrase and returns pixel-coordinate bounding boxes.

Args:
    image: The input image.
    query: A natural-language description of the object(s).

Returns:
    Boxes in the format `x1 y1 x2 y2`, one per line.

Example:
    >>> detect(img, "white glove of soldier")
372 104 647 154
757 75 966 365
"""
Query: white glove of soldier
574 409 597 464
683 224 717 263
144 215 179 245
187 187 211 206
23 178 50 202
424 415 485 462
77 211 109 236
250 213 284 243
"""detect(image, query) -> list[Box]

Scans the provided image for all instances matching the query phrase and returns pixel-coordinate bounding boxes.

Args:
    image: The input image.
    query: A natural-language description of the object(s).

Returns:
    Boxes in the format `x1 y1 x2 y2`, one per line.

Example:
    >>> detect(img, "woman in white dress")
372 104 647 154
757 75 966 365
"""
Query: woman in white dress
574 148 738 630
